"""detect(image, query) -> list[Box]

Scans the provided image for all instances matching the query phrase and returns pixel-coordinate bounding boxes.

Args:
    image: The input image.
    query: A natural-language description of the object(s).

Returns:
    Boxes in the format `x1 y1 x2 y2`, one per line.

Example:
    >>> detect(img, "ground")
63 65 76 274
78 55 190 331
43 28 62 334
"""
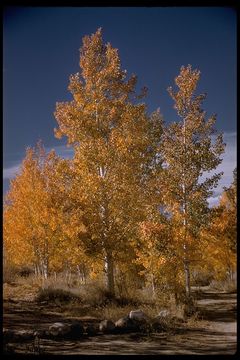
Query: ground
3 285 237 355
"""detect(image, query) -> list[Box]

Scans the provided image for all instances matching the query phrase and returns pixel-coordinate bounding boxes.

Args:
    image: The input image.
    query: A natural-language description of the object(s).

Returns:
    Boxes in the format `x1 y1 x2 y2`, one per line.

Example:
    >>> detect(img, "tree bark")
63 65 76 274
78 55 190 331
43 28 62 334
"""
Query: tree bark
106 251 115 296
184 258 191 297
182 114 191 299
42 258 49 279
34 263 41 277
151 273 156 297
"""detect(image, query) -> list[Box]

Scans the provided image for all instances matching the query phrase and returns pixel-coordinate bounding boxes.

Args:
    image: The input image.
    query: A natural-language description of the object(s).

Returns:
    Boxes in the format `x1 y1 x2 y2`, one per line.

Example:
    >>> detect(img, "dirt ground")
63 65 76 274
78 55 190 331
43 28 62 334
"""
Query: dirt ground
3 286 237 355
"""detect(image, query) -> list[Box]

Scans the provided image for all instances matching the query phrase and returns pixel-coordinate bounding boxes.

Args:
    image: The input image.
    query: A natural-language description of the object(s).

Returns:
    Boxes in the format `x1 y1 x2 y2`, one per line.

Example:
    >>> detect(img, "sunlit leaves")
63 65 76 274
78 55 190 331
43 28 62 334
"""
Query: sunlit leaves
3 30 232 294
52 29 163 292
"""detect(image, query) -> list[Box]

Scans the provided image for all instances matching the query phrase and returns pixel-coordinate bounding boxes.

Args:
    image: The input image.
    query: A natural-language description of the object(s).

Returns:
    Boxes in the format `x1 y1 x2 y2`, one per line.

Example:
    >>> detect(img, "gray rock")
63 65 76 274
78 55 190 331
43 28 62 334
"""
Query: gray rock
16 330 35 340
3 329 35 342
115 316 141 332
48 322 71 337
157 309 171 318
115 316 130 329
69 321 84 338
85 323 99 336
99 319 115 333
33 330 46 338
129 309 148 322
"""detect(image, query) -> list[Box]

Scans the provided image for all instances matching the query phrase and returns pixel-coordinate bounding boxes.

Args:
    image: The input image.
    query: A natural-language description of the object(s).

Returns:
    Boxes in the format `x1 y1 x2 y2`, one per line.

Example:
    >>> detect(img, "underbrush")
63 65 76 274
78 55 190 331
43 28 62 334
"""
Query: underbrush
36 287 82 304
4 270 201 332
3 265 18 284
209 278 237 293
190 269 216 287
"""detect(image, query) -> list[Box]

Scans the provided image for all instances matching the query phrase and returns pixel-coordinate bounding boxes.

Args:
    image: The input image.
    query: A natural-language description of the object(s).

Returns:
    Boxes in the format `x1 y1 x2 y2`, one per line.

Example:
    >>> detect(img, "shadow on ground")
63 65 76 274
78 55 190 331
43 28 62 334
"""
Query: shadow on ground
3 289 237 355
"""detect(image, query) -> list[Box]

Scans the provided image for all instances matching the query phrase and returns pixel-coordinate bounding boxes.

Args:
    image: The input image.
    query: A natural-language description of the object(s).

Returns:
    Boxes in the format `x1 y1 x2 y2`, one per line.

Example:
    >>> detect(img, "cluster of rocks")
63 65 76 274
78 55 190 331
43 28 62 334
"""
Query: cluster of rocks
3 308 186 343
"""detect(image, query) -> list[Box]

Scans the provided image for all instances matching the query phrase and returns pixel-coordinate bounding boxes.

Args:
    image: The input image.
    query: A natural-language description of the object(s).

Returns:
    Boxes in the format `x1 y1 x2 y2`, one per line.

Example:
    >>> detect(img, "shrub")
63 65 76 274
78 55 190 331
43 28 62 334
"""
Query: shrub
191 271 213 286
36 287 81 303
3 264 17 284
17 265 35 277
79 281 142 307
209 279 237 293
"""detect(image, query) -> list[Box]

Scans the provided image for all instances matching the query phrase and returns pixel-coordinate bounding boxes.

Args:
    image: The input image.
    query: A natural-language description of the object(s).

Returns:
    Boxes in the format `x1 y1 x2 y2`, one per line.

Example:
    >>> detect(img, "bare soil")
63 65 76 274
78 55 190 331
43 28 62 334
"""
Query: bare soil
3 286 237 355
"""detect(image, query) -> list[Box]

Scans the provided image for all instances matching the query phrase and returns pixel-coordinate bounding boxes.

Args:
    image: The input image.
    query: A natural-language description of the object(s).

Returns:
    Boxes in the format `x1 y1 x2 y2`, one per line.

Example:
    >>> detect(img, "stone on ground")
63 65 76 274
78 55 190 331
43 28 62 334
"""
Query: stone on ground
48 322 71 337
99 319 115 333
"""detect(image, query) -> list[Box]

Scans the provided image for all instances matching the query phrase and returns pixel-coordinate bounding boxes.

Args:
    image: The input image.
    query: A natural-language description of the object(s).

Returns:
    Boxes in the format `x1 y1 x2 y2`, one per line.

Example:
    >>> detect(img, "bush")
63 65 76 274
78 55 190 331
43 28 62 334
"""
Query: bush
36 287 81 303
79 281 141 307
191 271 213 286
209 279 237 293
17 266 35 277
3 264 17 284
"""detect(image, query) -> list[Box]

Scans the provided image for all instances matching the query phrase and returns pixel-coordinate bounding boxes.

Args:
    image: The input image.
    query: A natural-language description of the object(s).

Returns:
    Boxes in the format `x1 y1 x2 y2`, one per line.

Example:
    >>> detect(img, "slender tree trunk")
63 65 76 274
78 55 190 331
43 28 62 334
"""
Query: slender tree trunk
183 115 191 298
43 239 49 280
184 257 191 297
34 263 41 277
42 258 48 280
151 273 156 297
228 266 233 281
106 251 115 296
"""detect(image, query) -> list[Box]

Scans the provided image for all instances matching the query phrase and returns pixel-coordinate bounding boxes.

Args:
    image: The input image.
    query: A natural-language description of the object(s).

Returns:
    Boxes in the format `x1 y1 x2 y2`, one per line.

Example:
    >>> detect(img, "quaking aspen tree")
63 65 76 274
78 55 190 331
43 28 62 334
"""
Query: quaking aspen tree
160 65 225 298
54 29 162 295
200 168 237 280
3 142 86 278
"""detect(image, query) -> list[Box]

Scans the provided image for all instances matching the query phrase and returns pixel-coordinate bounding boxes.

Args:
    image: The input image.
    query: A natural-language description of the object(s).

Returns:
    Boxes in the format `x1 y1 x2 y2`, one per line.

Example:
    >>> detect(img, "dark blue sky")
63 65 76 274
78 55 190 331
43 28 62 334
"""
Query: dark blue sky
3 6 237 199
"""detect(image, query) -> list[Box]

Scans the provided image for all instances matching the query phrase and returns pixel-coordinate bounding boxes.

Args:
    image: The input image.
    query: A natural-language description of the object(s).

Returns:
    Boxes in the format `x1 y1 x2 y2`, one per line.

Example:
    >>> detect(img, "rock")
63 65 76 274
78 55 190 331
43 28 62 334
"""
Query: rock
129 309 148 322
157 309 171 318
16 330 35 340
85 323 99 336
115 316 140 332
48 322 71 337
115 316 130 329
33 330 46 338
69 321 84 338
3 329 35 342
151 318 165 331
99 320 115 334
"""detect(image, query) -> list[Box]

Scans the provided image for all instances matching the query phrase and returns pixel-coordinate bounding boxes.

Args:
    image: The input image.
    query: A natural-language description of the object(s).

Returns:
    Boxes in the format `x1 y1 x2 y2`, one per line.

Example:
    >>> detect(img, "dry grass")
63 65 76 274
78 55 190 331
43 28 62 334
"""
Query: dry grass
3 271 202 335
3 281 39 302
209 279 237 293
36 287 82 304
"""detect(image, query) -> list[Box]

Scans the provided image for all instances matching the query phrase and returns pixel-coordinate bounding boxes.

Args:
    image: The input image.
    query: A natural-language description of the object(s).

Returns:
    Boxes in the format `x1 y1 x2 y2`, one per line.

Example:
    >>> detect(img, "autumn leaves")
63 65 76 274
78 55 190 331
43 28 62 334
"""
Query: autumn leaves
3 29 236 298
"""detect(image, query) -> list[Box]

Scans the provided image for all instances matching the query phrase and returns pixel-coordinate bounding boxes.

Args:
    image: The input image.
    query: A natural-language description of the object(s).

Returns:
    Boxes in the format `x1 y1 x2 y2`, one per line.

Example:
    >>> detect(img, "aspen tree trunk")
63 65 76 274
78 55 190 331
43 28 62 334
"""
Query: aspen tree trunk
34 263 41 277
184 258 191 297
106 251 115 296
96 97 115 296
183 116 191 298
77 265 85 283
41 239 49 280
42 259 49 280
151 273 156 297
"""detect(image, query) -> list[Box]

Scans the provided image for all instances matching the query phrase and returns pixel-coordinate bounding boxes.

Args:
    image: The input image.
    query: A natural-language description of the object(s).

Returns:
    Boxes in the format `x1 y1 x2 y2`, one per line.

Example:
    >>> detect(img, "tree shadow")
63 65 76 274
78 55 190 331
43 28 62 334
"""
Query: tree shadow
3 290 237 355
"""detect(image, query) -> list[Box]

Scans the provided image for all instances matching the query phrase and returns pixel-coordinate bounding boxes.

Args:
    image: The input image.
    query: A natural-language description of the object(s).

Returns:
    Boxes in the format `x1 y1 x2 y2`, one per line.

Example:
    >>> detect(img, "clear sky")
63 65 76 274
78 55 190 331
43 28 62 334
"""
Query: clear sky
3 6 237 204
